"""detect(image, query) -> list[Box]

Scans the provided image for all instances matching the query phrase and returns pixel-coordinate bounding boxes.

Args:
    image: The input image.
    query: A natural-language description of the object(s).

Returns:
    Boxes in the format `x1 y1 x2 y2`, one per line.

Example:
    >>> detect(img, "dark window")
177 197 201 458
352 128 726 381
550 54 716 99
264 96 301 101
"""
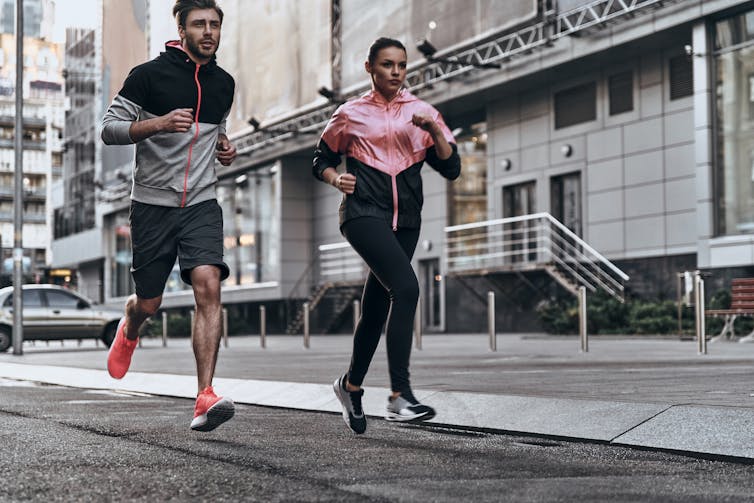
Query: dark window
45 290 82 308
554 82 597 129
608 71 633 115
669 55 693 100
4 289 43 307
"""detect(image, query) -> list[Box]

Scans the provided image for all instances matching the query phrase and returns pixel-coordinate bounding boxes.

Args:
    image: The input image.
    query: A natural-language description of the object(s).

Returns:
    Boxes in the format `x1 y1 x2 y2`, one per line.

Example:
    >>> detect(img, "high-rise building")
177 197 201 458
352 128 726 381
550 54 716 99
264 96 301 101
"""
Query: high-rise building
0 0 55 40
0 32 64 285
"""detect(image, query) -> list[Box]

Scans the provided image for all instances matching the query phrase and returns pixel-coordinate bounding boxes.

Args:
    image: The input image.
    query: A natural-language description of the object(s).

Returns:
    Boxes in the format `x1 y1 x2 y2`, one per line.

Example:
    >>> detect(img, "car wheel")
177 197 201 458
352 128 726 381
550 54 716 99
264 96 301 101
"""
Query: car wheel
0 327 11 352
101 322 118 348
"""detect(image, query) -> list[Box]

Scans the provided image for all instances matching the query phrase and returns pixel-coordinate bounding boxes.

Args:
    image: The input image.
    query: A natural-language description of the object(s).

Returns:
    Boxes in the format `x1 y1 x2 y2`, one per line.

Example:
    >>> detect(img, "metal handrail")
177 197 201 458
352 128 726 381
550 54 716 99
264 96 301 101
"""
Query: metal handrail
444 212 628 300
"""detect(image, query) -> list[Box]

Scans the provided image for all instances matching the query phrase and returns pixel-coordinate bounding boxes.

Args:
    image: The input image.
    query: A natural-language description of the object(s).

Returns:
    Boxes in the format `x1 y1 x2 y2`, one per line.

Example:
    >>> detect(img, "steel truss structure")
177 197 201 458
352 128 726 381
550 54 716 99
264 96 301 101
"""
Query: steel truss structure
231 0 684 158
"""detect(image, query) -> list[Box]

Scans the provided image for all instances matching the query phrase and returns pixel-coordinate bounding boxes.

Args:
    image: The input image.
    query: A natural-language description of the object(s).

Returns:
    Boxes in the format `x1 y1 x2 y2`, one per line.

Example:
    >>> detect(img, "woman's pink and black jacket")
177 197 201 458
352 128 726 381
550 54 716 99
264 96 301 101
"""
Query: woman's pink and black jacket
101 41 235 208
313 89 461 230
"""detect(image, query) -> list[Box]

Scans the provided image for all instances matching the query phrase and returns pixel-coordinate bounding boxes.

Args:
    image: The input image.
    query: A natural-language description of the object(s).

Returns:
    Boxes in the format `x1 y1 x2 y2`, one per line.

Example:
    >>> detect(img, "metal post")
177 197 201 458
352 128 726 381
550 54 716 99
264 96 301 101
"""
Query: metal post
488 291 496 352
259 305 266 349
190 310 195 339
578 286 588 353
222 307 228 348
161 311 167 347
414 298 422 350
303 301 310 349
695 272 707 355
353 299 360 332
11 0 24 356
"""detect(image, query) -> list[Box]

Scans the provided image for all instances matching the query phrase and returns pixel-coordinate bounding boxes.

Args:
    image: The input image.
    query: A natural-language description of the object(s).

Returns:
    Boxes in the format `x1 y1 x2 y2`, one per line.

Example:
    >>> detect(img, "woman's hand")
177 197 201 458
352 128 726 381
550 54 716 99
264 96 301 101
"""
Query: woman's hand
334 173 356 194
411 113 441 135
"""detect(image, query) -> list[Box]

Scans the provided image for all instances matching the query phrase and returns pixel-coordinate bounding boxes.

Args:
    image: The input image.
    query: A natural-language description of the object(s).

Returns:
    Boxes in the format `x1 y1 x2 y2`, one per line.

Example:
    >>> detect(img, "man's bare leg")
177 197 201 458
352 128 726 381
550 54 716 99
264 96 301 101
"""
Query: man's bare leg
123 294 162 340
190 265 222 393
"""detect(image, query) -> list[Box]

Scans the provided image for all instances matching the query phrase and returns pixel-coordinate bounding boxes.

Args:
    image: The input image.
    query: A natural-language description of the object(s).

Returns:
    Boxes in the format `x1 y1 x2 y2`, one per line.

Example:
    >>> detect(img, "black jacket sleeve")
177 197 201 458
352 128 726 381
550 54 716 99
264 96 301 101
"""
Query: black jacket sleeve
425 143 461 180
312 138 342 181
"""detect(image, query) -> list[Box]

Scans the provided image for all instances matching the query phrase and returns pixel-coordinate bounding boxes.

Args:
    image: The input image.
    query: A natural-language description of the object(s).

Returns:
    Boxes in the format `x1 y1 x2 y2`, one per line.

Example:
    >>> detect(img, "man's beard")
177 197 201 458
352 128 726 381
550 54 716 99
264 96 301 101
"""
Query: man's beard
185 36 217 60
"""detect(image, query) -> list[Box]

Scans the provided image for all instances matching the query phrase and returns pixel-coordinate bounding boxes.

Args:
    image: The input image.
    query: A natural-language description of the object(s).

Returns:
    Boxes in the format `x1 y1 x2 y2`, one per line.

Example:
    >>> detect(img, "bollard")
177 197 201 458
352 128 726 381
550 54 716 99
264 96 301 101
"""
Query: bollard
414 298 422 350
578 286 588 353
260 305 266 349
353 299 360 333
162 311 167 347
695 272 707 355
303 301 310 349
488 291 496 352
222 308 228 348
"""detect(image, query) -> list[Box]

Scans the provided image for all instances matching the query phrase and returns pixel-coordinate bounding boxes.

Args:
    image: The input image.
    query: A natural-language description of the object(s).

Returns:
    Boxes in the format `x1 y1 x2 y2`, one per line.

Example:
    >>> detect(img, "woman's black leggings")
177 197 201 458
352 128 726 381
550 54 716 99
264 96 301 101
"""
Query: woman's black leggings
341 217 420 394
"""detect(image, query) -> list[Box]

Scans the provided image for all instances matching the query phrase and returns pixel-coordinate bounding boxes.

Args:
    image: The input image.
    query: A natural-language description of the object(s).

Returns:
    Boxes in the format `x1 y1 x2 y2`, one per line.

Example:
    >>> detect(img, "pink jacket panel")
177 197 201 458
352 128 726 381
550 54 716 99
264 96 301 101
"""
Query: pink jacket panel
320 89 455 176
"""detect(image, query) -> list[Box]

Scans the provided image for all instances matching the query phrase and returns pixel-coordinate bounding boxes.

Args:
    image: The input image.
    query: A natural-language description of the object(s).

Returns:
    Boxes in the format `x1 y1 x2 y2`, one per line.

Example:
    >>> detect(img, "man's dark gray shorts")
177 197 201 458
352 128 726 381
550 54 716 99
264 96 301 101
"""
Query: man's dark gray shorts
129 199 230 299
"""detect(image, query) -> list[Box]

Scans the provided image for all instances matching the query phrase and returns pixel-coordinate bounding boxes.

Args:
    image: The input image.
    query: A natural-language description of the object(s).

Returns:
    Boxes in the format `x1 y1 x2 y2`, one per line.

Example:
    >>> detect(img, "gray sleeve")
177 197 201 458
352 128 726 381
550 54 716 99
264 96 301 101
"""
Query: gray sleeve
101 95 141 145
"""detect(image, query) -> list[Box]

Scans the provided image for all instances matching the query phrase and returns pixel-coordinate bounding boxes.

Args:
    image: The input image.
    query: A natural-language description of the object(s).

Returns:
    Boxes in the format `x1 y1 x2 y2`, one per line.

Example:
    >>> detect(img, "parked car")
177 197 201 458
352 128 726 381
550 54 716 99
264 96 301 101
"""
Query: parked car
0 284 123 352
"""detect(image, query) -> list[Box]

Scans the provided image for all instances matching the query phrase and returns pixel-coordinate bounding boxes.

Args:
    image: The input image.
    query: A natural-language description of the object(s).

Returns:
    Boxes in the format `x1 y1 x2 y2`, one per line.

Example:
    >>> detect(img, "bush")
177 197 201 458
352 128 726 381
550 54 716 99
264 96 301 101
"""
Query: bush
537 291 698 335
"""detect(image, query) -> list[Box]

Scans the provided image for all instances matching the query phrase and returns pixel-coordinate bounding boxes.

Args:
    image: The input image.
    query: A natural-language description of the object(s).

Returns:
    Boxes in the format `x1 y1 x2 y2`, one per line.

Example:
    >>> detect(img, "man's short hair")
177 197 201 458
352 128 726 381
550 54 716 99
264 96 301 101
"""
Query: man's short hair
173 0 224 28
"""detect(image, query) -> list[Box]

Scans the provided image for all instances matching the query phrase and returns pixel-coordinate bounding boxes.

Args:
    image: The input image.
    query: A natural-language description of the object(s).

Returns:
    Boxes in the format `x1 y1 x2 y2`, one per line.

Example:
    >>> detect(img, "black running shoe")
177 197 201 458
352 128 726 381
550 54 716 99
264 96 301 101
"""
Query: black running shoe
333 374 367 434
386 389 436 423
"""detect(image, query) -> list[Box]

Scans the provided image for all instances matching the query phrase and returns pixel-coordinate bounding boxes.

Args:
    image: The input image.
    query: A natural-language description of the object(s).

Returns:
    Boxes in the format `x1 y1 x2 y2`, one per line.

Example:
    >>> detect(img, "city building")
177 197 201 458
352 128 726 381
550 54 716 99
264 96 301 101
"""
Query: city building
0 30 64 286
55 0 754 334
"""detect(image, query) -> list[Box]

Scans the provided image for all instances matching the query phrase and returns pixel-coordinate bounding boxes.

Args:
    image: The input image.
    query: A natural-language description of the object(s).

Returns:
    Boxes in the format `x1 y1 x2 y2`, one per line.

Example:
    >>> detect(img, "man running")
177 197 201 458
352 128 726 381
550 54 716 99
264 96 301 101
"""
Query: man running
101 0 237 432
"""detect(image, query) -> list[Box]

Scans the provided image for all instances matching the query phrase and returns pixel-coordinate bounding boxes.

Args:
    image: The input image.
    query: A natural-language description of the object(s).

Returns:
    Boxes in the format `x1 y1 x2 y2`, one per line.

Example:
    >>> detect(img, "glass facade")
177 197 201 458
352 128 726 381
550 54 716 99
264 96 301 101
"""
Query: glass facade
447 122 488 227
715 9 754 235
217 163 280 286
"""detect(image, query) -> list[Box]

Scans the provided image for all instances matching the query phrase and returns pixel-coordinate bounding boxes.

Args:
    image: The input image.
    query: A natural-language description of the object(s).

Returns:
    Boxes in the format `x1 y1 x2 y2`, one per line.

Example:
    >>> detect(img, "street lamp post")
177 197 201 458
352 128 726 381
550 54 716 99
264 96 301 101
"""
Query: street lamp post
12 0 24 356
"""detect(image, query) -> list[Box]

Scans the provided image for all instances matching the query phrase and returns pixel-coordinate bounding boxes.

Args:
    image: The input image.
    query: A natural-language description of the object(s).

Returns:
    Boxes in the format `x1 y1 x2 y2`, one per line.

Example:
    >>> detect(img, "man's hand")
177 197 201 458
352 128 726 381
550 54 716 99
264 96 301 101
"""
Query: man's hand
216 135 237 166
160 108 194 133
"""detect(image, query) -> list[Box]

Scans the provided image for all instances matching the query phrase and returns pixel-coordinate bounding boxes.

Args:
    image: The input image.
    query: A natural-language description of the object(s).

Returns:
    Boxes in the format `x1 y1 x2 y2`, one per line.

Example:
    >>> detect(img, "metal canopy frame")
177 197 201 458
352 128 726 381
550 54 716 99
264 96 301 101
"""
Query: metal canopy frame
231 0 680 159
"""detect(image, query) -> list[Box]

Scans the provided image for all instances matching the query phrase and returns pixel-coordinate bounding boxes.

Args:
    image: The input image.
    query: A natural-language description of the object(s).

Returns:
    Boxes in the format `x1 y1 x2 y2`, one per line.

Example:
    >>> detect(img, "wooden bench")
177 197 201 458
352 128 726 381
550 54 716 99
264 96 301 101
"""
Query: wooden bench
705 278 754 342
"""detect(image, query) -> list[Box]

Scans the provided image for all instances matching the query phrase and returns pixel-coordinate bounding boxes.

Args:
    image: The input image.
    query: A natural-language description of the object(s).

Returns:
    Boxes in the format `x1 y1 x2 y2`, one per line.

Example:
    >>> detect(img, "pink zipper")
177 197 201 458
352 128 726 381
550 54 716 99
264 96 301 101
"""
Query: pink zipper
385 102 398 231
181 63 202 208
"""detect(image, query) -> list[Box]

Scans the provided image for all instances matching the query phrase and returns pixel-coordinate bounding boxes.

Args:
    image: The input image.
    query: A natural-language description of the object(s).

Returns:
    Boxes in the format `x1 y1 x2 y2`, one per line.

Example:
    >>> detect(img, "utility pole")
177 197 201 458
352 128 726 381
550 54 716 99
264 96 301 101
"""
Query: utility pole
12 0 24 356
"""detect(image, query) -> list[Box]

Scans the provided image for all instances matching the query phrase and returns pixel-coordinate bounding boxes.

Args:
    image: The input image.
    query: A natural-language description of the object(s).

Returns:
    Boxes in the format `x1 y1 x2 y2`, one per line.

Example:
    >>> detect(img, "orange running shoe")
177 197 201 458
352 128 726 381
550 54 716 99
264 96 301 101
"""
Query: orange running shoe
106 317 138 379
190 386 235 432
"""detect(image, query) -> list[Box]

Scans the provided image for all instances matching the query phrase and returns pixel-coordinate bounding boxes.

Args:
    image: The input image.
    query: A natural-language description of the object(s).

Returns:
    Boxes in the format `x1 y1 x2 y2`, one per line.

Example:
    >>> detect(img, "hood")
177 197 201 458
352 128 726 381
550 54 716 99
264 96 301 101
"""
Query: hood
161 40 218 72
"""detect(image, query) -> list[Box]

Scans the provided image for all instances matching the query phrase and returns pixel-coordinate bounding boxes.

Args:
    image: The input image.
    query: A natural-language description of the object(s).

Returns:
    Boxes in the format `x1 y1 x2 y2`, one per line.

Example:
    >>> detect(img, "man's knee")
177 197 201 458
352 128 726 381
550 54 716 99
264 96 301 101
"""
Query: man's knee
134 295 162 317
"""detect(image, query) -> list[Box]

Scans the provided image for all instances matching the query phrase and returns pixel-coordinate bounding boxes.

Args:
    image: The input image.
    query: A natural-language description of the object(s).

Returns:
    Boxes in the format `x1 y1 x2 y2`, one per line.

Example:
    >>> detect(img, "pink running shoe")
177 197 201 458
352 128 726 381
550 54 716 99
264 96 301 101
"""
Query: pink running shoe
190 386 235 432
106 317 138 379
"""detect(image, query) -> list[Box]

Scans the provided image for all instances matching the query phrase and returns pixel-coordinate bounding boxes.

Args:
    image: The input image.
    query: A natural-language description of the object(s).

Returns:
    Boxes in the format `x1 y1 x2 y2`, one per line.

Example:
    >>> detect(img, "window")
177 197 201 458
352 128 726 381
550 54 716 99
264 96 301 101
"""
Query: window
551 172 582 236
46 290 82 308
4 289 43 307
554 82 596 129
608 71 633 115
447 121 487 228
669 55 693 100
503 181 537 263
714 9 754 235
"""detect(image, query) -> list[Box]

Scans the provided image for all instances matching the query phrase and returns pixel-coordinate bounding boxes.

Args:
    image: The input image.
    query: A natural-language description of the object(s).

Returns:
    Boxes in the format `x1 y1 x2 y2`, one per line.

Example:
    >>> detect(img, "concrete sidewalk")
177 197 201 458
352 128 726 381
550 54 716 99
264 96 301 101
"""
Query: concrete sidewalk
2 333 754 461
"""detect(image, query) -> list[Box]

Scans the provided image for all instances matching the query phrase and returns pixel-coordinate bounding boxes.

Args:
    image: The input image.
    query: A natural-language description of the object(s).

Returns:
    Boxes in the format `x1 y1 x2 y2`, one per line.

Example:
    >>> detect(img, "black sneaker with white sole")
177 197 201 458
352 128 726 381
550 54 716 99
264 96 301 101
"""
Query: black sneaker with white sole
386 389 436 423
333 374 367 434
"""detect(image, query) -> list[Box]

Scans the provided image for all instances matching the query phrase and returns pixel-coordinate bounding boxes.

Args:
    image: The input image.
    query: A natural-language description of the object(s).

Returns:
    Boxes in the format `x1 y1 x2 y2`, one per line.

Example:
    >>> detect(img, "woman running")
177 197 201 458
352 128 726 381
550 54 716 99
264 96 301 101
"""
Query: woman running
313 37 461 434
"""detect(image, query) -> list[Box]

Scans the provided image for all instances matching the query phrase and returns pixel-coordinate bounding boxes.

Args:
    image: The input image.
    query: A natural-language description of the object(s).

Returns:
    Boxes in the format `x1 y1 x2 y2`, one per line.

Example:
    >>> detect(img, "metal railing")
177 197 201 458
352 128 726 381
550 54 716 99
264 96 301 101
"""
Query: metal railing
444 212 629 302
317 241 366 285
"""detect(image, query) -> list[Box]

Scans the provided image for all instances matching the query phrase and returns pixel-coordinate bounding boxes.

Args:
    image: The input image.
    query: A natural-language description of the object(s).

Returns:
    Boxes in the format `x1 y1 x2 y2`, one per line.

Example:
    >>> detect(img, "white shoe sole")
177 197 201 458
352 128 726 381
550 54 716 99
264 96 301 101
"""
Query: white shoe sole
385 409 436 423
190 397 235 432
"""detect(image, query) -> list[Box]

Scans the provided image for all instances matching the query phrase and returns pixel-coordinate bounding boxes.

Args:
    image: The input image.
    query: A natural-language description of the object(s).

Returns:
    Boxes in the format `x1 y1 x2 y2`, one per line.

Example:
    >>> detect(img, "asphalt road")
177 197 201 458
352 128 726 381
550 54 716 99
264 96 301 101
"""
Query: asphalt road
2 378 754 502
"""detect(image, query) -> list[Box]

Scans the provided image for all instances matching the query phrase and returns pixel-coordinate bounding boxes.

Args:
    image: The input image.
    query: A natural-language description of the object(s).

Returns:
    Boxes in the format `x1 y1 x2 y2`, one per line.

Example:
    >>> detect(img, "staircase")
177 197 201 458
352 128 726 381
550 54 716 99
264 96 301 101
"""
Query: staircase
285 241 367 335
444 212 629 302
